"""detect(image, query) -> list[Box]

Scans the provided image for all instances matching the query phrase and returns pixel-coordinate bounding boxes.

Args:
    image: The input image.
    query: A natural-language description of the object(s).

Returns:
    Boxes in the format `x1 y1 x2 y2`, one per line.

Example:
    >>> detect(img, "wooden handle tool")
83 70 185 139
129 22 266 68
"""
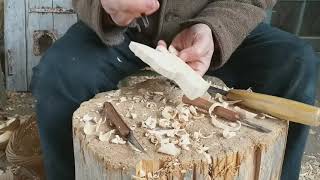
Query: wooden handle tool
212 88 320 126
182 96 271 133
102 102 146 152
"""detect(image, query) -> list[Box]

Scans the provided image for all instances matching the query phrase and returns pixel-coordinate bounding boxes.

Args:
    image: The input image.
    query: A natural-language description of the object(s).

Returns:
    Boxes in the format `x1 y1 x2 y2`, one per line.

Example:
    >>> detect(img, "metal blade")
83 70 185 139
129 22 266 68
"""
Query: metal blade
127 131 146 153
241 119 272 133
208 86 228 96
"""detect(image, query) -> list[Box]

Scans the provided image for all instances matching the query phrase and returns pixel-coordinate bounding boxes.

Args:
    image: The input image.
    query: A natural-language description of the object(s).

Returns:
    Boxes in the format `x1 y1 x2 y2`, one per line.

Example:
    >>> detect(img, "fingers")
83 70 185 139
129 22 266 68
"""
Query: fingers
103 0 160 26
156 40 169 53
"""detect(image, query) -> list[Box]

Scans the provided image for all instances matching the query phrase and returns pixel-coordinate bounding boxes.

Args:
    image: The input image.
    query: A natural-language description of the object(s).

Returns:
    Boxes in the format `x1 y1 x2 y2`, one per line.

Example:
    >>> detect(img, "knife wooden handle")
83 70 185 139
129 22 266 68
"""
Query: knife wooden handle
227 89 320 126
103 102 131 138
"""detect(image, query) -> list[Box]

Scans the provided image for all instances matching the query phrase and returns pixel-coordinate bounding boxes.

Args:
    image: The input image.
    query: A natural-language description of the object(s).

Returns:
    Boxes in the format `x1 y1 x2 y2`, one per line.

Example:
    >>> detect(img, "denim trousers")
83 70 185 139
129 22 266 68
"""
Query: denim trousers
31 21 319 180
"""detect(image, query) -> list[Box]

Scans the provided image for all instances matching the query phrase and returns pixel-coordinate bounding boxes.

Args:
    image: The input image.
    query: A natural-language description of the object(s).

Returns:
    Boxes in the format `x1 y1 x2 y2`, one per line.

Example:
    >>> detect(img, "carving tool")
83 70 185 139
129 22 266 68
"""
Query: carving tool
102 102 146 153
182 96 272 133
207 87 320 126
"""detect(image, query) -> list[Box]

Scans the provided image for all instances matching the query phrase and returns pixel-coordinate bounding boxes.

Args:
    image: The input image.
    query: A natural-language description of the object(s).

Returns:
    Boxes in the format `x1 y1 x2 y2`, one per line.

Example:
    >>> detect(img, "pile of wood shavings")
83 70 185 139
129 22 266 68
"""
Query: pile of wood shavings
79 81 266 158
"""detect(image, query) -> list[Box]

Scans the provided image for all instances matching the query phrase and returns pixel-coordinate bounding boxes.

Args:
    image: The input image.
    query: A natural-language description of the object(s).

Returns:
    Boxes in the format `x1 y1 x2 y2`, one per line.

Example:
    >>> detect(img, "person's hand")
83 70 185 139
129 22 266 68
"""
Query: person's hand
101 0 160 26
157 24 214 76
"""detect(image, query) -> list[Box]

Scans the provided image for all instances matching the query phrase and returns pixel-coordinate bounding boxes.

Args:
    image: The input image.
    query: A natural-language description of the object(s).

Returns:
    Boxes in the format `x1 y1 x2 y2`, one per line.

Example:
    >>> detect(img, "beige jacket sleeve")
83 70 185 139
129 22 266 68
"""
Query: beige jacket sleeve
182 0 277 69
72 0 127 46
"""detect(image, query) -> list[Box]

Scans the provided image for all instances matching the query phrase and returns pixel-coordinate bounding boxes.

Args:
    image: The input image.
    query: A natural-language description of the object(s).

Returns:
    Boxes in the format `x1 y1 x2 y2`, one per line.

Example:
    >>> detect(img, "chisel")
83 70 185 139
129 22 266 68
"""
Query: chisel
208 87 320 126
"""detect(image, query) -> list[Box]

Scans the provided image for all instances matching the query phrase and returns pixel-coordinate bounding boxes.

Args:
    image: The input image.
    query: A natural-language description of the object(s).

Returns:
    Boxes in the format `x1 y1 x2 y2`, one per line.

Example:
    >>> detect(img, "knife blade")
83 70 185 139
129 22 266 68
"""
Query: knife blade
102 102 146 153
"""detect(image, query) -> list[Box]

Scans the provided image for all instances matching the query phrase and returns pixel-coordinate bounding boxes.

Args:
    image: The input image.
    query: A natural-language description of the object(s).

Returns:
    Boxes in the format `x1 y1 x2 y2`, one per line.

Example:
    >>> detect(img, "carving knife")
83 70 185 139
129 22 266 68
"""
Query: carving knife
102 102 146 153
208 86 320 126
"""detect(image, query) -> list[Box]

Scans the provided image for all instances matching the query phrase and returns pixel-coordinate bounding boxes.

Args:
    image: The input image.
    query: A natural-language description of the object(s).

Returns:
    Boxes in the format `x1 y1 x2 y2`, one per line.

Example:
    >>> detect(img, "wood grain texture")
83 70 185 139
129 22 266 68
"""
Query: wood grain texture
129 42 210 100
227 89 320 126
73 78 289 180
4 0 27 91
26 0 54 87
52 0 77 37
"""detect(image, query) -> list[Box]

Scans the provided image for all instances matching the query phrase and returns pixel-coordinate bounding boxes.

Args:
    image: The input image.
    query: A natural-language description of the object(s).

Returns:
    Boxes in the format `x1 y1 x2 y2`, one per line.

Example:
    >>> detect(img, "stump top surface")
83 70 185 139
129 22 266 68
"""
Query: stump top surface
73 78 288 170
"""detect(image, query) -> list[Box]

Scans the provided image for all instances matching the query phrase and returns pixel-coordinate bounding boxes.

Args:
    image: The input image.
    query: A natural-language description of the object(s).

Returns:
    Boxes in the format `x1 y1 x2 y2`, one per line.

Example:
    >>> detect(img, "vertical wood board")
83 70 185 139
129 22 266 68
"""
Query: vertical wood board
26 0 54 88
4 0 27 91
53 0 77 37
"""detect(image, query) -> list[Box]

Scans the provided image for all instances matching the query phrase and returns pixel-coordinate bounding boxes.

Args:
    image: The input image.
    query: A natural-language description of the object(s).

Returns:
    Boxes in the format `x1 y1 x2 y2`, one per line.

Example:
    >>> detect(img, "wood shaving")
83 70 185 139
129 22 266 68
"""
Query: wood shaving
111 135 126 145
146 102 157 108
193 113 206 120
82 114 93 122
208 102 226 117
99 129 115 142
131 113 138 119
119 97 127 102
171 121 181 130
211 116 241 132
130 124 137 131
142 117 157 129
162 106 178 119
83 121 96 135
158 119 171 128
157 143 181 156
132 96 143 103
194 130 214 140
214 93 224 103
178 134 191 150
153 92 164 96
95 118 106 132
222 130 237 139
0 131 13 143
189 106 198 116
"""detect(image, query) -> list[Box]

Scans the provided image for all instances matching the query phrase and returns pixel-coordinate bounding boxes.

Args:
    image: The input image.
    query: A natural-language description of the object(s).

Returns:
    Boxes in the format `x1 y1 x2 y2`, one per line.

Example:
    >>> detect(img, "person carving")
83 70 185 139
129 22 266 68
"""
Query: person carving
30 0 319 179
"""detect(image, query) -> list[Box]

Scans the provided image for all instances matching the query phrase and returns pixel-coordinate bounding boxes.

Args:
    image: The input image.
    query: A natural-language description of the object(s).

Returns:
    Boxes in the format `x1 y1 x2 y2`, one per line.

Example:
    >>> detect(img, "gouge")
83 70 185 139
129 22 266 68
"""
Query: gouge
208 87 320 126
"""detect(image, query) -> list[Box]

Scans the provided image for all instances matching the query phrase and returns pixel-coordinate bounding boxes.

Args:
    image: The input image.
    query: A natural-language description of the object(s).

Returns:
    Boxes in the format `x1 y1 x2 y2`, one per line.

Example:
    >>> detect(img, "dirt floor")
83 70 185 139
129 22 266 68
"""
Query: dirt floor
0 91 319 179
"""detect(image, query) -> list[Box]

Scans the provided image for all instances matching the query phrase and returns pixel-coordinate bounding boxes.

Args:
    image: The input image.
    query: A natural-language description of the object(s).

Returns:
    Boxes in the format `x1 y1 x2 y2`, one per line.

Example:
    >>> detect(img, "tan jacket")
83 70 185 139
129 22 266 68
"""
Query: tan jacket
72 0 276 69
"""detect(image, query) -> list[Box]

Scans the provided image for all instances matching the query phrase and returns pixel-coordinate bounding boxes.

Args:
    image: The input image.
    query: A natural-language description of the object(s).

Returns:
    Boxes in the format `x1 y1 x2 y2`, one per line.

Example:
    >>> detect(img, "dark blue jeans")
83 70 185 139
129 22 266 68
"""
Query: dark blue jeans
31 21 319 180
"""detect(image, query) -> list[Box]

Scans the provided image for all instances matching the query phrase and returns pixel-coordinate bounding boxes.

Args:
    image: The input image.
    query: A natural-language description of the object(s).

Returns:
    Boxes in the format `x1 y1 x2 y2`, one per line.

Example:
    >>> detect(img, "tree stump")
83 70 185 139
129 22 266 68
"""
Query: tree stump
73 78 288 180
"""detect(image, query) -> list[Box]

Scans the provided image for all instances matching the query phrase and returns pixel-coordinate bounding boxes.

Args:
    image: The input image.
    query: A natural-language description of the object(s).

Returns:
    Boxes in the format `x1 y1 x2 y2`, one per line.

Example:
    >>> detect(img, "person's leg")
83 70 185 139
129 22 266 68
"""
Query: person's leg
207 23 319 180
30 21 145 180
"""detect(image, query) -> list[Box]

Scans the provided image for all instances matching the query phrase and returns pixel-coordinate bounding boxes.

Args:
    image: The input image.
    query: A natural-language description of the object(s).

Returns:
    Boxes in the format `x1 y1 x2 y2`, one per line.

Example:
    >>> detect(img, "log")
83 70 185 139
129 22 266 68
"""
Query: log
73 78 288 180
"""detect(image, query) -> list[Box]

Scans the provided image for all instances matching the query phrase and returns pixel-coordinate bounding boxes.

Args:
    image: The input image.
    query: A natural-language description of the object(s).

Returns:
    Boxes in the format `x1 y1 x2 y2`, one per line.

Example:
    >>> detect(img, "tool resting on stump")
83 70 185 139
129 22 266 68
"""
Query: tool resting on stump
129 41 320 126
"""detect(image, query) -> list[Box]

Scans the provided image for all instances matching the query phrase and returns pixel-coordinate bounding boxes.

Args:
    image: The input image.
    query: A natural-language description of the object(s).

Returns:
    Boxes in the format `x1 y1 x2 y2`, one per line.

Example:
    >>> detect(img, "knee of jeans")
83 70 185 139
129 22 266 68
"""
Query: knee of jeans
282 40 319 103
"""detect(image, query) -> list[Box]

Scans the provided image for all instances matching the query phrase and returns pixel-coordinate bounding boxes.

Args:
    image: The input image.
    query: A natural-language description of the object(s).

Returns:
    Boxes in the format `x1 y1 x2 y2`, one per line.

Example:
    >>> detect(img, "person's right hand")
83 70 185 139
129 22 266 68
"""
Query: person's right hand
101 0 160 26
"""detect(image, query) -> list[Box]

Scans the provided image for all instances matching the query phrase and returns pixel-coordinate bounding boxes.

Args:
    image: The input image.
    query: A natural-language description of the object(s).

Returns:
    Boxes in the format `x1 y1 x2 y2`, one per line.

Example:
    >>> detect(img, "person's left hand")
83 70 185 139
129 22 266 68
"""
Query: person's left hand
157 23 214 76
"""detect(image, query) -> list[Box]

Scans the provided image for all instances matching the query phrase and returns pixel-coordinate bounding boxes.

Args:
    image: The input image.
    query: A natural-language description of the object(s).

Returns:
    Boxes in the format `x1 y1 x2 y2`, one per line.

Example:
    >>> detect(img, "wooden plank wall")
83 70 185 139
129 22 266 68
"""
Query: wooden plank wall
53 0 77 37
4 0 27 91
26 0 54 89
4 0 77 91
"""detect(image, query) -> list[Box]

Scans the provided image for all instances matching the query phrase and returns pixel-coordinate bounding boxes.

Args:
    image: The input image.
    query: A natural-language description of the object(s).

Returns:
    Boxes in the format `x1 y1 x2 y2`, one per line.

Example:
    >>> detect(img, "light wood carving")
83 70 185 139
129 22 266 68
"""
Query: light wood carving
129 41 210 100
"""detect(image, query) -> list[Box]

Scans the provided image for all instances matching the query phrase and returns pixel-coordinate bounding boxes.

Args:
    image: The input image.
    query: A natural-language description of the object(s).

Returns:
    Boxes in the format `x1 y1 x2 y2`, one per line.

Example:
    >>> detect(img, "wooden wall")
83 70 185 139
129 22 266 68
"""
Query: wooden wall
4 0 77 91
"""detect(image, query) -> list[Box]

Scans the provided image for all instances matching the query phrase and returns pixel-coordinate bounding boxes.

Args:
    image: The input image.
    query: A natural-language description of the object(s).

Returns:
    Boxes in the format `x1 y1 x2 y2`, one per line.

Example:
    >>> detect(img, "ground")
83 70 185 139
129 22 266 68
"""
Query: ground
0 90 319 179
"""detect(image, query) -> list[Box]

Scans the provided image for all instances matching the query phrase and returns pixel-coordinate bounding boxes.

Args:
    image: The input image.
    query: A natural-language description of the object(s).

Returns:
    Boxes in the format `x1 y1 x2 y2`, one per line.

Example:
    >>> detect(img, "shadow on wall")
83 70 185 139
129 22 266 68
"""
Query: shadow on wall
0 0 6 106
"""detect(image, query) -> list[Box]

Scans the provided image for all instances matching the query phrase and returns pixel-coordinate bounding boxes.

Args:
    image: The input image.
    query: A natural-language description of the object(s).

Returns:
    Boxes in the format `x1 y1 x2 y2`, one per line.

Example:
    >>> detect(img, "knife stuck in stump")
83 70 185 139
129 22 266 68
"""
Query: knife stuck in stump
102 102 146 153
